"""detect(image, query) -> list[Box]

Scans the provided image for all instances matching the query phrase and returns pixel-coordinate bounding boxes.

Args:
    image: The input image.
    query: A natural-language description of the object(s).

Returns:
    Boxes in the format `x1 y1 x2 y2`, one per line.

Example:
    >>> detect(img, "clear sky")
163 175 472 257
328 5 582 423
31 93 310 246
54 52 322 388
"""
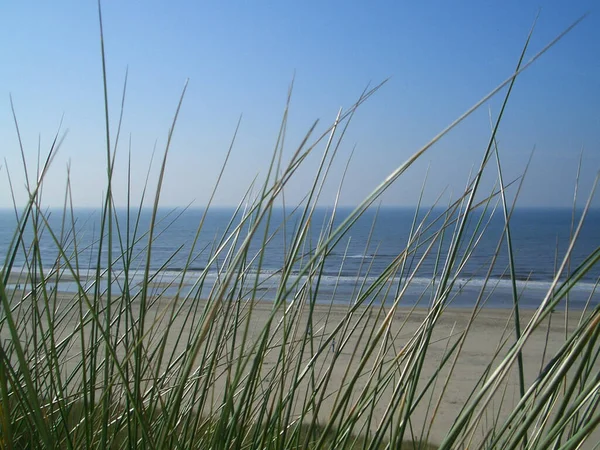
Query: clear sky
1 1 599 209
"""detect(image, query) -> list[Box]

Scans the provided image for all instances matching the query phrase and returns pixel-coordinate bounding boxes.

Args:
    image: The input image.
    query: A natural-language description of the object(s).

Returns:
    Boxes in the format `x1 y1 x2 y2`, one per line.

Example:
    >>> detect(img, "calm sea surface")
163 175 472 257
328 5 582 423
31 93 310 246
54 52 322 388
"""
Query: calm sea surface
1 207 599 310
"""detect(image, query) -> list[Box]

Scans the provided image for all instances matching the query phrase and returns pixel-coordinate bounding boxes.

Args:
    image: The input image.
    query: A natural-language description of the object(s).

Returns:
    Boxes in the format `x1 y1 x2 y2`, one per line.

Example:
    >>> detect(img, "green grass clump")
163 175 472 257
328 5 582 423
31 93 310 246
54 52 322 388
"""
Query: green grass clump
2 398 439 449
1 9 599 450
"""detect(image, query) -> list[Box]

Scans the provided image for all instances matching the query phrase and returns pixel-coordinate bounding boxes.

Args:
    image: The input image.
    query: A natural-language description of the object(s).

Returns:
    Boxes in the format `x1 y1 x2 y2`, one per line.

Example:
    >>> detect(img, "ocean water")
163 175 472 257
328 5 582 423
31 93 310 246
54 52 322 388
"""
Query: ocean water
1 207 599 310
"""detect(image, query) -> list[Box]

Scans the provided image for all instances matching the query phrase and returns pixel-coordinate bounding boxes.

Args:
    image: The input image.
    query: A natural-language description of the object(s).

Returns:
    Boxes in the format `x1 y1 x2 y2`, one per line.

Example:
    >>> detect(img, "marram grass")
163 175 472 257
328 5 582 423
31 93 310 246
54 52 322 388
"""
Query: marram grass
1 10 600 450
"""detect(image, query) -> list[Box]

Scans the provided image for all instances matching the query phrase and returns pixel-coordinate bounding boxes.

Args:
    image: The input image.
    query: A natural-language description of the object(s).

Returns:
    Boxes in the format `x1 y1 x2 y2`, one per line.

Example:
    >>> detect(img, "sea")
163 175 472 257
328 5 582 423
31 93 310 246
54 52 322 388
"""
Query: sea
1 207 599 310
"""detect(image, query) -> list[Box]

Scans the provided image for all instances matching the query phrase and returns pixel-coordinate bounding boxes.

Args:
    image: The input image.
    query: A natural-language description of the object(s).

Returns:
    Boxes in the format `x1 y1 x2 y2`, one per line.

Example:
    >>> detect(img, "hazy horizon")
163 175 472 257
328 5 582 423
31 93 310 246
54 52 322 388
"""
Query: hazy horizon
2 205 600 213
1 1 599 210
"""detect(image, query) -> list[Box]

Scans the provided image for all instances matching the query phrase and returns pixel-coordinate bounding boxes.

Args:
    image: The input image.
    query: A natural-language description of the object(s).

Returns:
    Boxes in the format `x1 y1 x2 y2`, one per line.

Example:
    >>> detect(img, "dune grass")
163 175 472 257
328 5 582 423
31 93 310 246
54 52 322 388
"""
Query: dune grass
1 8 600 450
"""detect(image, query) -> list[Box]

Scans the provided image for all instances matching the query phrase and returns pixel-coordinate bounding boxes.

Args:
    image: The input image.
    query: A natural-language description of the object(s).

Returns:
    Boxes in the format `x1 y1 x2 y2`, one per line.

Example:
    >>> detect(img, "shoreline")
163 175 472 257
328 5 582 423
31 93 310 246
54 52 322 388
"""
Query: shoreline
3 277 597 312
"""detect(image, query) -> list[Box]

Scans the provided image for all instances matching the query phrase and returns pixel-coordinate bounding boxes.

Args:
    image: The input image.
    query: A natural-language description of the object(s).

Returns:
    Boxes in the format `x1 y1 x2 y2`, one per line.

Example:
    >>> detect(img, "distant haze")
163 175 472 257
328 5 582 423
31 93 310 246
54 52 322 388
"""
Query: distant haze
1 1 599 209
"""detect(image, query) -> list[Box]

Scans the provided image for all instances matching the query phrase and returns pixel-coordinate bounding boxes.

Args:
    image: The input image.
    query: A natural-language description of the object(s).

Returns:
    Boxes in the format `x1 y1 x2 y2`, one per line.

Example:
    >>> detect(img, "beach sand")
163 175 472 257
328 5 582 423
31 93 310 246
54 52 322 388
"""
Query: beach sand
2 283 598 447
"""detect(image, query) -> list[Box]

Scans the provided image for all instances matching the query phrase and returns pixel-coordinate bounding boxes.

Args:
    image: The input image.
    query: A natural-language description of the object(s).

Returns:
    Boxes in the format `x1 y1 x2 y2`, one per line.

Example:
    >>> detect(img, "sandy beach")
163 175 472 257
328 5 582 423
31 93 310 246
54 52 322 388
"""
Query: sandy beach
2 281 598 447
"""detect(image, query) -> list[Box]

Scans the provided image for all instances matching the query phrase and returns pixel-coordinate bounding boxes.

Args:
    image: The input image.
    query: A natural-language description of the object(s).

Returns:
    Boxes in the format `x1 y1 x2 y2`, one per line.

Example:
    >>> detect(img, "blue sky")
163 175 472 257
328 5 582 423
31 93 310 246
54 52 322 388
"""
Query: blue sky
1 1 599 209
